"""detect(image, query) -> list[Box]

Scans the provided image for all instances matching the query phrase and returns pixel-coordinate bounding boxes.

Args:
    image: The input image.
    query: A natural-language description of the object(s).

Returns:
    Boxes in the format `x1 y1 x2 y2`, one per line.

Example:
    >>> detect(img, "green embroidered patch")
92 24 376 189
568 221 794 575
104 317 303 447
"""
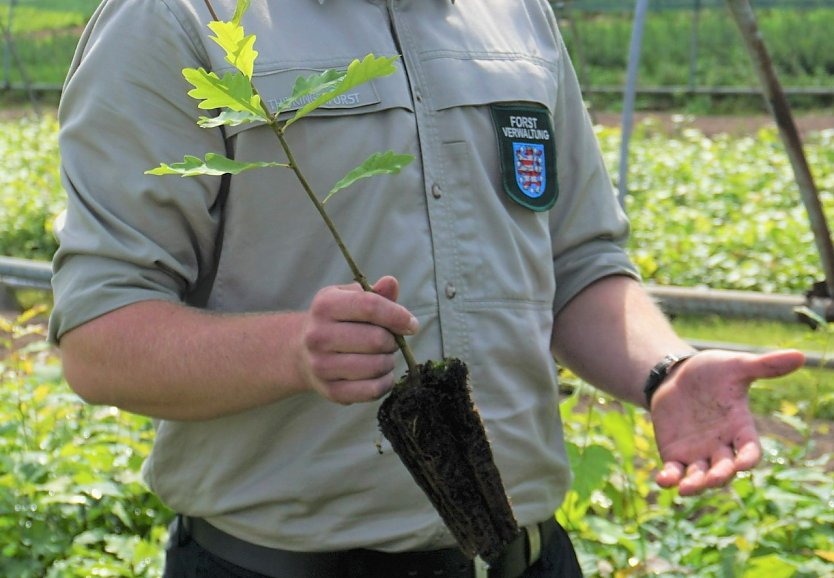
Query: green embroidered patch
491 104 558 212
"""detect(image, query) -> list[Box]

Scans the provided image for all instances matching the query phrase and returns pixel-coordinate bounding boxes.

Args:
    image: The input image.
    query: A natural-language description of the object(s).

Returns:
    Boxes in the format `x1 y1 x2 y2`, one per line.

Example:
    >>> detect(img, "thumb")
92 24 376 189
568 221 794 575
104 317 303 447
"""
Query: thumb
743 349 805 380
371 275 400 303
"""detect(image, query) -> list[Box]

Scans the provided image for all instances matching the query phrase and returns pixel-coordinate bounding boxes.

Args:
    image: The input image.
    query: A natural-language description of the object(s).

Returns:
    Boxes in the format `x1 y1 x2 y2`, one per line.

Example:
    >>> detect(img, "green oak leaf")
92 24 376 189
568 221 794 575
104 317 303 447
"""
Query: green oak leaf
146 153 285 177
183 68 265 117
208 19 257 80
198 110 263 128
231 0 251 25
324 151 415 203
286 54 399 128
271 69 346 116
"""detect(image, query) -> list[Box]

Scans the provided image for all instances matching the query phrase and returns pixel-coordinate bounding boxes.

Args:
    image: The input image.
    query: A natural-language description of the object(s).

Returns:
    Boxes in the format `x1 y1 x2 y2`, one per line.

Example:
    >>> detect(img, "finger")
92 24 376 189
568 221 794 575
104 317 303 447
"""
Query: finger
656 461 685 488
372 276 400 302
742 349 805 380
321 375 396 405
337 291 420 335
704 446 736 488
305 321 400 355
308 352 397 383
678 460 709 496
733 435 763 471
318 287 419 336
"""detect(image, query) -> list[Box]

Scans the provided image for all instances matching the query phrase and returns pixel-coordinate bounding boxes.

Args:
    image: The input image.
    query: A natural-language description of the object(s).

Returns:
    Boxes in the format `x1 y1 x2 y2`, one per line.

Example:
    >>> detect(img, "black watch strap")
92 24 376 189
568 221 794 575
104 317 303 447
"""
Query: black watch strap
643 352 698 408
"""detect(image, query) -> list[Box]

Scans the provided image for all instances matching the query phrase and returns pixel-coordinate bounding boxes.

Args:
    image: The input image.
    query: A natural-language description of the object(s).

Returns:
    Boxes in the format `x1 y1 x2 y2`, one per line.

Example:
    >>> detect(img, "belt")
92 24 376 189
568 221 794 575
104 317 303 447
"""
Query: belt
180 515 559 578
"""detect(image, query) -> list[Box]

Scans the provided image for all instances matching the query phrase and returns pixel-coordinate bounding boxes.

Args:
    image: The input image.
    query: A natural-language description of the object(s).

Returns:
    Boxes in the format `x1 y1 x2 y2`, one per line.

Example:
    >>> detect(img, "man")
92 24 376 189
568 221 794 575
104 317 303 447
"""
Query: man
50 1 804 576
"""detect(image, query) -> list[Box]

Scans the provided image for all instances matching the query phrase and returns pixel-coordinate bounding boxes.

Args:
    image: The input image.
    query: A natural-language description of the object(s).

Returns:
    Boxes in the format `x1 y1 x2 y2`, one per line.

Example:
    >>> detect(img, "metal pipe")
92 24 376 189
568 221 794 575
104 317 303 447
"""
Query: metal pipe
0 256 52 290
584 85 834 97
2 0 12 89
1 253 832 324
725 0 834 299
618 0 649 207
648 285 832 324
688 0 701 93
688 338 834 370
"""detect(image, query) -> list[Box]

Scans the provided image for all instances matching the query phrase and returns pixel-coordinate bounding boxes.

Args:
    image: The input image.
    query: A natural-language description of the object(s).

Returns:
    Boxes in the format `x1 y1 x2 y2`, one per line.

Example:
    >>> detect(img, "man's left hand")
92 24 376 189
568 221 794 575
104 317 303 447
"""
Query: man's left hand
650 349 805 496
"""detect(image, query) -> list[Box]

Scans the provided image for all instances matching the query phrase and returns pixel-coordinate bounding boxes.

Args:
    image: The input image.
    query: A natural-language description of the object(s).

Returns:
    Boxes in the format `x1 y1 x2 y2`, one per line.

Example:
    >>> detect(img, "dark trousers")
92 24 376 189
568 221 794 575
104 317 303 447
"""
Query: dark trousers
162 519 584 578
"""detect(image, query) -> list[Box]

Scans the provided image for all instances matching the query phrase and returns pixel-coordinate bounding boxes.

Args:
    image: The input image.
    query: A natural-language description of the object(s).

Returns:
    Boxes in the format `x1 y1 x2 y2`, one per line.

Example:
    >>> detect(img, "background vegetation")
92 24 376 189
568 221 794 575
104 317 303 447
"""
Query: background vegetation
556 3 834 113
2 1 834 113
1 1 832 577
2 111 832 578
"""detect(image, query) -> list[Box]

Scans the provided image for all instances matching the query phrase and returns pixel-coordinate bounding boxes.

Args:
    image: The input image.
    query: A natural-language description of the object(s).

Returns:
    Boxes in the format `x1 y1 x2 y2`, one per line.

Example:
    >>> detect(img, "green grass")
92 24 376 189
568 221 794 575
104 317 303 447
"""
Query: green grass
0 1 99 33
0 0 99 87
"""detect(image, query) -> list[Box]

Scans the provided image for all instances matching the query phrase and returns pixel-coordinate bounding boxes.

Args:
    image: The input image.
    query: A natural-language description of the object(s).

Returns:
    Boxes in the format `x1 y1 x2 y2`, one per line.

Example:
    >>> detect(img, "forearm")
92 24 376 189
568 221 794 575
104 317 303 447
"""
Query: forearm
550 275 695 407
59 300 309 421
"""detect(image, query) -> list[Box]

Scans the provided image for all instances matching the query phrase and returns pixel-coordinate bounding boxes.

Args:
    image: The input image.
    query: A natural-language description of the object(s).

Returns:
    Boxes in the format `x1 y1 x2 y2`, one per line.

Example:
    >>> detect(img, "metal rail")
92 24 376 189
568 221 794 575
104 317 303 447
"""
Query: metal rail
585 85 834 97
0 256 51 291
2 256 832 368
648 285 832 323
688 338 834 369
2 255 833 323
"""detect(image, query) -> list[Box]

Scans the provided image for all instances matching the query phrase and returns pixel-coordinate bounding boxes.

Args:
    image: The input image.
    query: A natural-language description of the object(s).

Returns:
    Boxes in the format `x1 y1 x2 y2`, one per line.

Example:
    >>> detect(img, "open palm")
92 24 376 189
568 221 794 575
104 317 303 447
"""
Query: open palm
650 349 805 496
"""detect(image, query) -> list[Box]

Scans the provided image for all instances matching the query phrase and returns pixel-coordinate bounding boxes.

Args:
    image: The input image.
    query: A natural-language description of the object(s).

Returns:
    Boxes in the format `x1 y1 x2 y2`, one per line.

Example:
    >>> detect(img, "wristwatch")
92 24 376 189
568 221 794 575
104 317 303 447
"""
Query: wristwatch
643 352 698 408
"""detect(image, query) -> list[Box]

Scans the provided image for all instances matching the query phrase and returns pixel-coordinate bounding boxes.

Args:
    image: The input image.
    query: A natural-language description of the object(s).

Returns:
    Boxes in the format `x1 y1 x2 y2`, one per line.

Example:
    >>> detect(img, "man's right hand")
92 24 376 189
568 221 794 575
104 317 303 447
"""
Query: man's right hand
298 276 419 405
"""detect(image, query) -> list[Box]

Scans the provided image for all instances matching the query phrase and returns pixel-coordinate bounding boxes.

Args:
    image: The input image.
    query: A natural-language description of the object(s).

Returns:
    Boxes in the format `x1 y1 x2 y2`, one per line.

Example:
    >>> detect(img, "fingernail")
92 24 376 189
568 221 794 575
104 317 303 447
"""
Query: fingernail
406 316 420 334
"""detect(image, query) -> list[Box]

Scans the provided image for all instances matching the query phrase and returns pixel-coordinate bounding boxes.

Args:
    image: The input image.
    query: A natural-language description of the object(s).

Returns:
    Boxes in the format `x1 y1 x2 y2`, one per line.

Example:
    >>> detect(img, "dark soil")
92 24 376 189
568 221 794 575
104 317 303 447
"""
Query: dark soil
378 358 519 563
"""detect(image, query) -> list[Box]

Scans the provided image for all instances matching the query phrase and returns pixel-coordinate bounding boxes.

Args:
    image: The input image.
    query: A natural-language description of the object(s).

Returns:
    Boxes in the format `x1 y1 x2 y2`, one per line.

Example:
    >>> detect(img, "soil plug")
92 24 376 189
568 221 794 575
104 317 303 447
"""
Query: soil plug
378 359 520 563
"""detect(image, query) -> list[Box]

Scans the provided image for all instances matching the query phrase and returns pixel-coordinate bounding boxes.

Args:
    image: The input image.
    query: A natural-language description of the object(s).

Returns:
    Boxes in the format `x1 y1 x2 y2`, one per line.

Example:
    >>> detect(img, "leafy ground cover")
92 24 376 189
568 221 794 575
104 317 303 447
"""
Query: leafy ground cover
0 114 61 260
0 311 168 577
1 314 830 577
1 112 833 576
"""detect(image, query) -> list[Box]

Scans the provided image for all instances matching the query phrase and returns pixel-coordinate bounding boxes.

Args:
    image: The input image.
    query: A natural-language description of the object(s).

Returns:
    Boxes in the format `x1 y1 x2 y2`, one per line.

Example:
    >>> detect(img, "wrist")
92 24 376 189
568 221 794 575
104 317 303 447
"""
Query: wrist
643 351 699 410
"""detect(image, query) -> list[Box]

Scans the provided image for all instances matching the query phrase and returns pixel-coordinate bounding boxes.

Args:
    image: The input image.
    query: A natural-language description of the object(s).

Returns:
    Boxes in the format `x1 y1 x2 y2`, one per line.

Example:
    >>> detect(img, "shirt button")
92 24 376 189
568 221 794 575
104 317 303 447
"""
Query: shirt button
414 90 423 103
431 184 442 199
445 283 457 299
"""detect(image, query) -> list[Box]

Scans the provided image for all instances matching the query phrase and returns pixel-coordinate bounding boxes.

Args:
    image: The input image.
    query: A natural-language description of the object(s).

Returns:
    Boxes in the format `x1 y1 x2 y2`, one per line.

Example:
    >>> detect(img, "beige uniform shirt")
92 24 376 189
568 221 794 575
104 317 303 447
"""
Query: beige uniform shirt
51 0 638 553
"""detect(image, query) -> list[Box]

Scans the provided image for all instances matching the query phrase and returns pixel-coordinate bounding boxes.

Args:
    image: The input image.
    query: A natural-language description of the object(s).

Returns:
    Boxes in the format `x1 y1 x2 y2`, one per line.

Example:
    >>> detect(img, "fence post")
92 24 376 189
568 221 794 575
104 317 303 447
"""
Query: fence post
725 0 834 299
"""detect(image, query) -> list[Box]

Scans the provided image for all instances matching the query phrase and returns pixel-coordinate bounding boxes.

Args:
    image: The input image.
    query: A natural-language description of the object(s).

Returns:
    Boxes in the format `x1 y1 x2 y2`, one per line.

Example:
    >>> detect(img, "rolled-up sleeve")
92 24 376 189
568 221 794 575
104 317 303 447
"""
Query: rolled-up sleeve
49 0 225 343
547 23 640 316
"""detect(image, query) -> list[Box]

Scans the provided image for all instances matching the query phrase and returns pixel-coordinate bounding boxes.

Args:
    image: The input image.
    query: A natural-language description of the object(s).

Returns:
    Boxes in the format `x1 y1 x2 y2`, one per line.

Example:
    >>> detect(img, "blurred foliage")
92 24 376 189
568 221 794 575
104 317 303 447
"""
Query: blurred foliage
558 6 834 113
5 114 834 297
1 310 831 577
0 114 62 261
0 309 170 577
557 382 834 577
595 119 834 294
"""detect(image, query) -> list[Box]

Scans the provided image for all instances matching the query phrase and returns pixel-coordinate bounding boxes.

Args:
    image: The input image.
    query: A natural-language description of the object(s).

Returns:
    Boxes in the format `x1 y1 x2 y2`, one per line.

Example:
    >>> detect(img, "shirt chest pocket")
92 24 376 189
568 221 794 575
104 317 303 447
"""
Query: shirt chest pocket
415 56 562 306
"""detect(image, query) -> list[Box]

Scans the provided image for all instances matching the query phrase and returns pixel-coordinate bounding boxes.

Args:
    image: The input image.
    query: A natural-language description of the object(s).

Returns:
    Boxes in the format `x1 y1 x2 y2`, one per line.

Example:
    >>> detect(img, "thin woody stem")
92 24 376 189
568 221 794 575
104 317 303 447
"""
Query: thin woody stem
203 0 419 376
273 129 418 373
202 0 219 21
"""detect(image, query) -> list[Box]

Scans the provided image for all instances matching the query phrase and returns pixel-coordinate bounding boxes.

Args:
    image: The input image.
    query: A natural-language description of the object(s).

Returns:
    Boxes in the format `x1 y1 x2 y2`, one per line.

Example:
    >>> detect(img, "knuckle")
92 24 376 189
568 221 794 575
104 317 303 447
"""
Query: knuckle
354 292 382 319
368 328 395 352
306 353 333 379
373 377 395 399
303 325 331 352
